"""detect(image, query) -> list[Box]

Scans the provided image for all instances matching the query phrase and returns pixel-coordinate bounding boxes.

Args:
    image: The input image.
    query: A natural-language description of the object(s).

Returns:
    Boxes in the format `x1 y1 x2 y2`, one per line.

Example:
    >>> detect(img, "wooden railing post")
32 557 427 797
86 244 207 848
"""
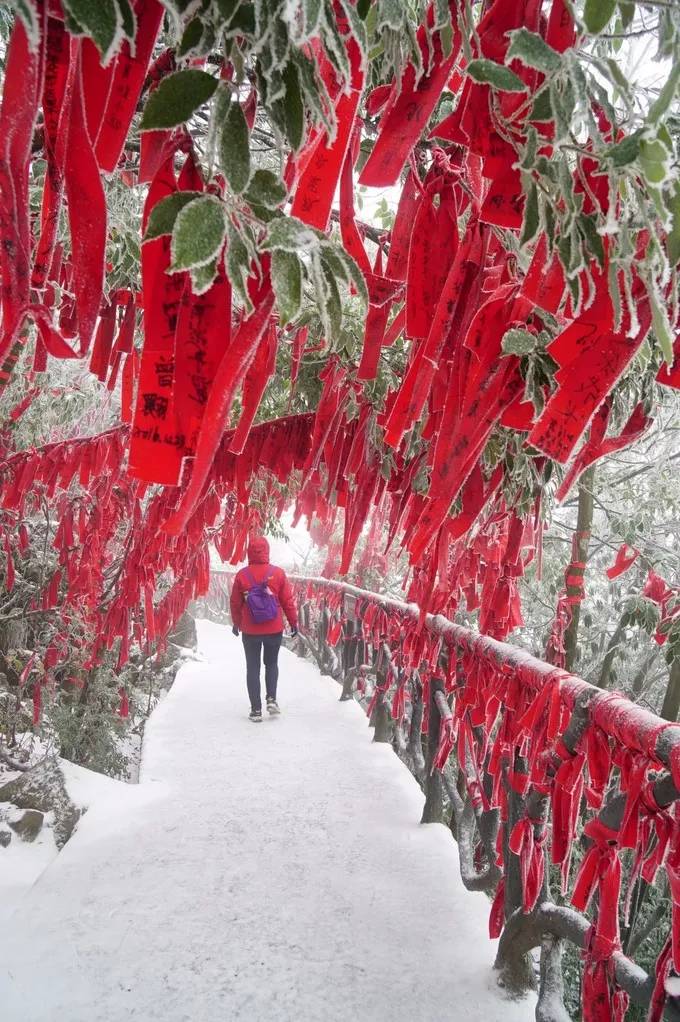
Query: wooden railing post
371 647 392 743
340 607 360 701
421 677 446 824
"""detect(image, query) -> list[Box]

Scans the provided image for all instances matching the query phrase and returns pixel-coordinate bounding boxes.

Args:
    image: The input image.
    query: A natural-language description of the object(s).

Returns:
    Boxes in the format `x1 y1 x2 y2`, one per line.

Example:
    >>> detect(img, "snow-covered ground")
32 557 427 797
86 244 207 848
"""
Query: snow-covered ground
0 620 535 1022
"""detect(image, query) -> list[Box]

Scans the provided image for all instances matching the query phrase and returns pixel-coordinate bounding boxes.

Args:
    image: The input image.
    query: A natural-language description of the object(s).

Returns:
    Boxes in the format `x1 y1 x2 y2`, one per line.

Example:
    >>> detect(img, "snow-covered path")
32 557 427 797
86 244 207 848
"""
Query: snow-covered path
0 620 534 1022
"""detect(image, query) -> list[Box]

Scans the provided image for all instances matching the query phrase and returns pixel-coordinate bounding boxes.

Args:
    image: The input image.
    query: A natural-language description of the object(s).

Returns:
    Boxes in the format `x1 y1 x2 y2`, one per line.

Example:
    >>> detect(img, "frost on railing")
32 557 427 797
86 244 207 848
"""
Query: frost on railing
206 570 680 1022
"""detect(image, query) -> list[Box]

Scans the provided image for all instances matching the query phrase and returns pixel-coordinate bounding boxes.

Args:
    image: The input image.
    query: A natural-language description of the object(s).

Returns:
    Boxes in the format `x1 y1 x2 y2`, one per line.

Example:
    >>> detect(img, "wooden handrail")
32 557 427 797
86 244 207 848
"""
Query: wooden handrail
205 570 680 1022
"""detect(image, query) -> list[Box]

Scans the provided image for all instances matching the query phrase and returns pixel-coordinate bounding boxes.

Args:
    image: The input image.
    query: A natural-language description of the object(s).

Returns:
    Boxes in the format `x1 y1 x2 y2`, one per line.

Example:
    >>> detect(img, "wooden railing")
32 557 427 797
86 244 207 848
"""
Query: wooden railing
205 570 680 1022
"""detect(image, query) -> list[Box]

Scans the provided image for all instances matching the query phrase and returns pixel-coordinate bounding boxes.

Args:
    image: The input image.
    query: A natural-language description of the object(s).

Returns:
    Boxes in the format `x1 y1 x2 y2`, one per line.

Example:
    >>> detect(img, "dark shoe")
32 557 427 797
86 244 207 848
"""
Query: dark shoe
266 698 281 715
249 709 263 723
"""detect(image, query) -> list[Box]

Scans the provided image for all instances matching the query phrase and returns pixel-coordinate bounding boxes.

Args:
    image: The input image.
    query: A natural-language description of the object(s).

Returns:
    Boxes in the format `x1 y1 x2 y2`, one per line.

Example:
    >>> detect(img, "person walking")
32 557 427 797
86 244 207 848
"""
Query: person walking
229 536 298 722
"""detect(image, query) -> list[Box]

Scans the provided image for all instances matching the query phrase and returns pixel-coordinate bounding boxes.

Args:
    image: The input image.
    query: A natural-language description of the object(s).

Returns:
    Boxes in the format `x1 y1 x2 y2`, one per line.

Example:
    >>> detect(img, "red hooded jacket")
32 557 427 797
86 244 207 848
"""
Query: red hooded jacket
229 537 298 636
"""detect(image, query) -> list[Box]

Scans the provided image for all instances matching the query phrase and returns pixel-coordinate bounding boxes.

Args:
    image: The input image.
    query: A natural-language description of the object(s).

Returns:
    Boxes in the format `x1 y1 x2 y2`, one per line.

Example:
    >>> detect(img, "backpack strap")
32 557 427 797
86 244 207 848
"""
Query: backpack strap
243 567 256 589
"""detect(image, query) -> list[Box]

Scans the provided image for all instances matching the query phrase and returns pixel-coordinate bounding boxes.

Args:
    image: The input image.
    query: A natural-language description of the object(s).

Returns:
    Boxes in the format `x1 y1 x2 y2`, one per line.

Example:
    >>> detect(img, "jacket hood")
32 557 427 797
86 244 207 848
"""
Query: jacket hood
247 536 270 565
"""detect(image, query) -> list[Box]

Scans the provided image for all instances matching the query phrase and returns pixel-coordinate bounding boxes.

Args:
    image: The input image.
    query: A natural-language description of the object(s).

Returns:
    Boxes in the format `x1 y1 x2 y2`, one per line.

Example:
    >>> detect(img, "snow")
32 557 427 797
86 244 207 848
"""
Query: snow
0 759 153 925
0 620 535 1022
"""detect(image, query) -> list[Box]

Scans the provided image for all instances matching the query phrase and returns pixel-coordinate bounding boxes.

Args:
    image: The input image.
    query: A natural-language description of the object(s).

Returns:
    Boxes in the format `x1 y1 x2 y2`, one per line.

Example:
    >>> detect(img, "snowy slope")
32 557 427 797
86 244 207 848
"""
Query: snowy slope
0 620 535 1022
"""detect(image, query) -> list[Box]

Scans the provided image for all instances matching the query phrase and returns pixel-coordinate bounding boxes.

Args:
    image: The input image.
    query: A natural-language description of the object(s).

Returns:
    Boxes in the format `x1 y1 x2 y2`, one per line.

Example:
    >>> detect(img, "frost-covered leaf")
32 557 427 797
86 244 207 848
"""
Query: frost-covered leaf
219 99 251 194
639 136 672 185
320 261 343 344
245 170 287 210
605 57 634 105
520 181 539 247
648 278 675 364
530 88 553 123
520 126 538 171
297 0 323 40
144 192 202 242
226 222 254 313
292 50 334 134
178 16 204 57
667 184 680 266
506 28 562 73
14 0 41 50
467 59 527 93
141 70 218 130
170 195 227 272
191 259 218 296
606 131 642 167
578 213 605 269
582 0 616 34
319 242 368 308
63 0 121 63
283 62 304 151
271 250 302 326
502 328 537 357
117 0 135 42
264 216 324 254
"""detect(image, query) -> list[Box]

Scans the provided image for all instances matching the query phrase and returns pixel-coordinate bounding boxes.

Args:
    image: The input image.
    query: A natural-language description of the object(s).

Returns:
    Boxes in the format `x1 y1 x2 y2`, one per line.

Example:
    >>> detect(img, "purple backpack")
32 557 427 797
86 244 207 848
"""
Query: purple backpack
244 568 278 624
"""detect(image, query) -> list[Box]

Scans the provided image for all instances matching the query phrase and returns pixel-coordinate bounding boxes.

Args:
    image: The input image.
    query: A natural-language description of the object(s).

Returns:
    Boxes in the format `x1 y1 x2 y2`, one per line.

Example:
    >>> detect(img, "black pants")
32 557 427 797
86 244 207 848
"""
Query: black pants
242 632 283 711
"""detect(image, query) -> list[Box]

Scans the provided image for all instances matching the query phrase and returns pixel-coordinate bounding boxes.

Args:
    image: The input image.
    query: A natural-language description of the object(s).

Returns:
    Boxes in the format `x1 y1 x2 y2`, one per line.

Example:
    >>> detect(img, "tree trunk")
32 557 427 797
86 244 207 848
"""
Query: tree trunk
597 612 627 689
661 659 680 721
563 466 595 673
631 650 658 696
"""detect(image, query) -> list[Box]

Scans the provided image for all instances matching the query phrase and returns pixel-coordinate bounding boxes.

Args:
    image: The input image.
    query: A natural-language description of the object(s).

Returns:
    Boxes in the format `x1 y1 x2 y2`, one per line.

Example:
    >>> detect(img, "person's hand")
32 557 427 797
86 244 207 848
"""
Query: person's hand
232 625 239 637
290 627 298 638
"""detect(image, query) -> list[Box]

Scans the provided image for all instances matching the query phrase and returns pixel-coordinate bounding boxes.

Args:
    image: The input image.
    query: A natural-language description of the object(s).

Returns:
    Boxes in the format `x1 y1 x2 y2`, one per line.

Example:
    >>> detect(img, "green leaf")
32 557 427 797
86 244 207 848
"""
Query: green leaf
467 59 527 92
530 88 553 122
320 260 343 344
117 0 135 42
605 57 634 104
226 222 254 313
506 28 562 73
550 81 570 141
62 0 120 62
666 184 680 266
648 280 674 364
264 216 323 254
219 99 251 194
520 181 539 247
318 240 368 308
577 213 605 269
606 130 642 167
271 250 302 326
301 0 323 37
283 62 304 151
646 62 680 127
178 17 204 57
582 0 616 34
14 1 41 49
618 1 635 29
191 259 218 296
170 195 227 271
244 169 287 210
639 136 672 185
144 192 203 242
502 328 537 357
520 126 538 171
543 201 556 250
141 70 218 131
